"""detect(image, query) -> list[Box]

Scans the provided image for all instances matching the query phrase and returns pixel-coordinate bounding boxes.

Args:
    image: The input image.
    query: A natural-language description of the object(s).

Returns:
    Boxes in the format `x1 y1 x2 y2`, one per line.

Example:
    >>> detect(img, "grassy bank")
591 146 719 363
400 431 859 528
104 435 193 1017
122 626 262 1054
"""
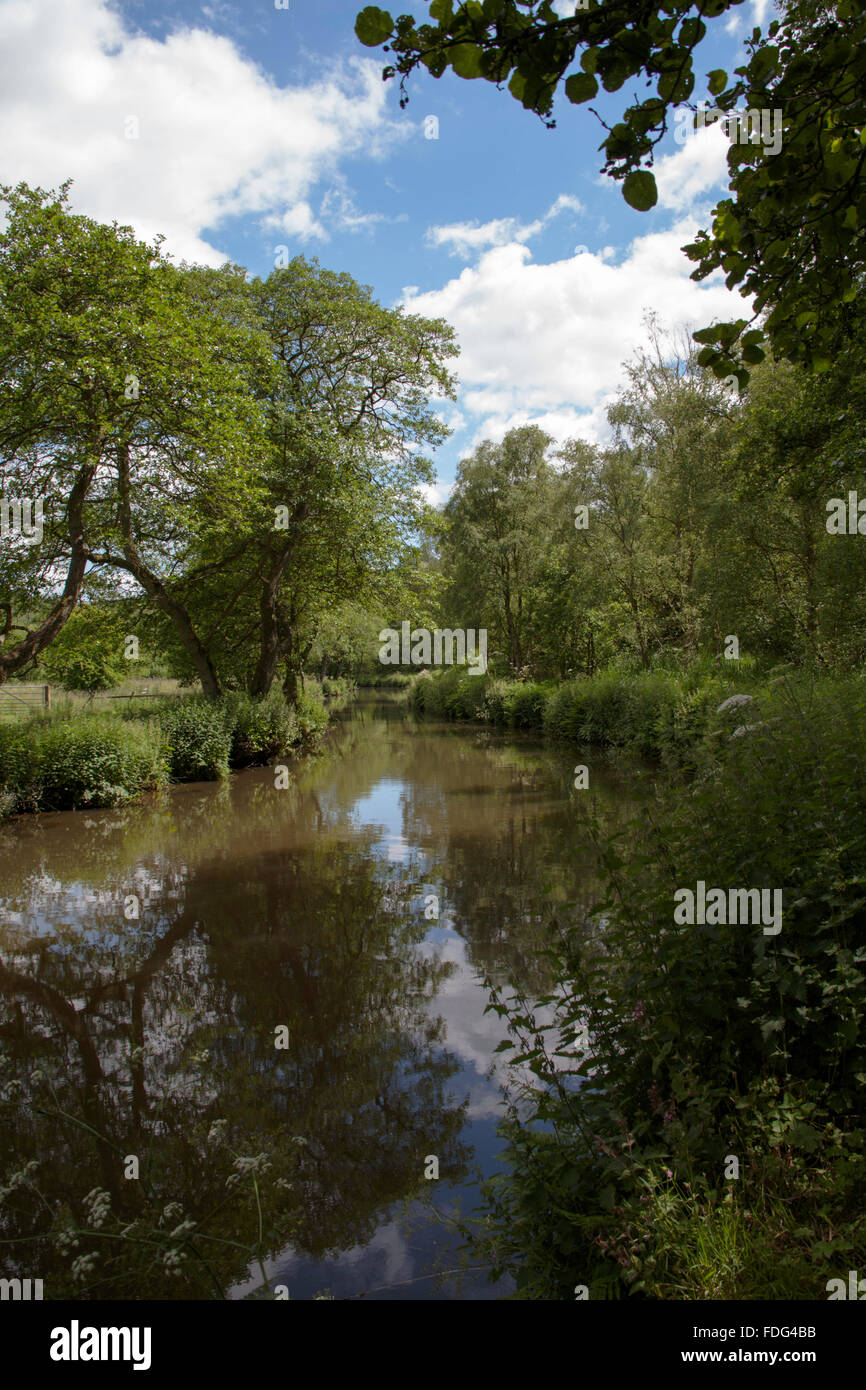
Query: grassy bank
464 671 866 1298
407 661 769 766
355 673 415 689
0 688 333 817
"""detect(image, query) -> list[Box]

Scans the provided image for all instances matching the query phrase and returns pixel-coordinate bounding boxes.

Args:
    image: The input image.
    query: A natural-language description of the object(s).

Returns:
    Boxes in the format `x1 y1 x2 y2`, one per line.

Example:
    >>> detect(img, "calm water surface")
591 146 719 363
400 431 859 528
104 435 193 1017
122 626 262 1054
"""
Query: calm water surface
0 694 635 1300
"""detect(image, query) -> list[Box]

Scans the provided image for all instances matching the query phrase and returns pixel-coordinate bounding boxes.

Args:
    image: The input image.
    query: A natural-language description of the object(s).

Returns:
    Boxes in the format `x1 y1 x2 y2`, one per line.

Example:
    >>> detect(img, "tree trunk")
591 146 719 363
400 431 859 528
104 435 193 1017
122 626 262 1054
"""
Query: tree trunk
0 458 96 684
283 664 299 705
250 552 291 697
115 443 222 700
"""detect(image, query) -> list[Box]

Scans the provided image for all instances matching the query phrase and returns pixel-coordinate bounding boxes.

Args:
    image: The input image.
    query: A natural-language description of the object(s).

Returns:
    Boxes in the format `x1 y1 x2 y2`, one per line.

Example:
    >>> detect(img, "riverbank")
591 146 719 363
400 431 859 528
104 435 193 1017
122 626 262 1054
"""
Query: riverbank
407 661 794 766
458 667 866 1298
0 683 352 818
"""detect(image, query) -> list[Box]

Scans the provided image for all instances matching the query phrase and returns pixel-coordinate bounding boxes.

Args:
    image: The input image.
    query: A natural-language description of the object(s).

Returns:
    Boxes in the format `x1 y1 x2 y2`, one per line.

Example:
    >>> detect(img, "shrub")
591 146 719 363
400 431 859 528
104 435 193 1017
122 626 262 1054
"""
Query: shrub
472 675 866 1299
501 681 553 729
542 679 590 742
320 676 356 698
222 691 298 767
479 679 510 725
158 698 232 781
407 666 490 720
292 690 329 746
0 714 167 813
0 685 337 820
356 672 414 688
412 666 758 766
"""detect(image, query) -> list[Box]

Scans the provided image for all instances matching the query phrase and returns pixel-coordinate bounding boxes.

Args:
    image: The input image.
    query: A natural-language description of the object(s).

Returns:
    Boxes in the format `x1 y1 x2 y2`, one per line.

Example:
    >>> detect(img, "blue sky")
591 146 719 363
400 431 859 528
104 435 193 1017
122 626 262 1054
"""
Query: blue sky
0 0 775 494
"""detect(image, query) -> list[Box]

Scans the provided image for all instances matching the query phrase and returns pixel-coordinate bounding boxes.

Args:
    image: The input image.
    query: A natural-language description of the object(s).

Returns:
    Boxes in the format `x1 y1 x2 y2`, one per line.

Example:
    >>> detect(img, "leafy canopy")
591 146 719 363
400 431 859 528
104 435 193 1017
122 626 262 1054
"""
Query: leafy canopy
355 0 866 381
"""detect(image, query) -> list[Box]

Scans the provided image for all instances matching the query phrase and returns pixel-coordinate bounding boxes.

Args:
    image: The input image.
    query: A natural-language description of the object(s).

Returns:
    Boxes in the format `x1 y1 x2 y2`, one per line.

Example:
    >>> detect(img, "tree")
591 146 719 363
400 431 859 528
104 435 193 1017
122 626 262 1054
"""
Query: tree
442 425 556 674
41 605 128 700
688 0 866 382
606 319 738 657
0 182 151 683
310 602 386 681
355 0 866 381
83 260 277 701
175 258 458 700
0 185 275 698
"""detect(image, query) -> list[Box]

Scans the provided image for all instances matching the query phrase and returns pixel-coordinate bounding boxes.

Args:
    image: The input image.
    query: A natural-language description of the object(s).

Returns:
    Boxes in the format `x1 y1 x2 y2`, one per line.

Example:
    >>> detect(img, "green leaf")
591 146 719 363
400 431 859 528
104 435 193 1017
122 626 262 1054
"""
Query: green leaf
451 44 483 79
680 17 706 46
599 56 632 93
622 170 657 212
788 1121 822 1153
565 72 598 104
508 70 526 102
750 45 780 83
429 0 453 20
354 6 393 46
707 69 727 96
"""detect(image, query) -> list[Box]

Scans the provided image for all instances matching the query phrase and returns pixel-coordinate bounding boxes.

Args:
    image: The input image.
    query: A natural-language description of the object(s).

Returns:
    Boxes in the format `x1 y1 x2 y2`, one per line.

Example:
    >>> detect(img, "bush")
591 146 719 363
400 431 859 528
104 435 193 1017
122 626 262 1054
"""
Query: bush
222 691 298 767
0 714 167 813
292 690 329 746
411 665 757 766
472 674 866 1299
502 681 554 729
355 673 414 688
0 685 337 820
407 666 491 720
319 676 356 699
158 699 232 781
479 679 510 724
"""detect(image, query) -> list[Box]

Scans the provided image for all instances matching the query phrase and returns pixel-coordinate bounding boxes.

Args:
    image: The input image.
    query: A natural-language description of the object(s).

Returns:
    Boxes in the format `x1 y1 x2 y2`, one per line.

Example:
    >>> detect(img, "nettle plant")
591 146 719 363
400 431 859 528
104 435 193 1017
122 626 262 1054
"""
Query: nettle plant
468 675 866 1298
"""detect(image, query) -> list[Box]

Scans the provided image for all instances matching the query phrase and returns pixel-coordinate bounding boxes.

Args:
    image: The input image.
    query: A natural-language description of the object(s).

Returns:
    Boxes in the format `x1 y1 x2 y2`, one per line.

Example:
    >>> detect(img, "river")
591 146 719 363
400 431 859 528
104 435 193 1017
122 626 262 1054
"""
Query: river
0 693 635 1300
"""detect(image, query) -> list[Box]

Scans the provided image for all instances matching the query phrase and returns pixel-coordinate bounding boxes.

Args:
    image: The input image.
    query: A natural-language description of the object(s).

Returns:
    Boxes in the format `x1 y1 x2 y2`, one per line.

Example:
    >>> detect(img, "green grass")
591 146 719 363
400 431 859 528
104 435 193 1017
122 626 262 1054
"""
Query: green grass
0 685 334 817
407 663 760 765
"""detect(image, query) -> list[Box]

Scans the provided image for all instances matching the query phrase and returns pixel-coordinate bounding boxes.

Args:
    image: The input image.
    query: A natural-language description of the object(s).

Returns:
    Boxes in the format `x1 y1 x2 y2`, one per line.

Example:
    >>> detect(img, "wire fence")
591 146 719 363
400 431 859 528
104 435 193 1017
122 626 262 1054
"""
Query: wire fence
0 680 182 720
0 683 51 716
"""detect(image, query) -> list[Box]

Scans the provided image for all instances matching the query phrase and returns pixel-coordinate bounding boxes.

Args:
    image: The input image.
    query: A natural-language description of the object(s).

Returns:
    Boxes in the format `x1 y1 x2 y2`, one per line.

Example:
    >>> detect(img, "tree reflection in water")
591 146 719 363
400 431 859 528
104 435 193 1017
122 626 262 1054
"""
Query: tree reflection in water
0 696 635 1298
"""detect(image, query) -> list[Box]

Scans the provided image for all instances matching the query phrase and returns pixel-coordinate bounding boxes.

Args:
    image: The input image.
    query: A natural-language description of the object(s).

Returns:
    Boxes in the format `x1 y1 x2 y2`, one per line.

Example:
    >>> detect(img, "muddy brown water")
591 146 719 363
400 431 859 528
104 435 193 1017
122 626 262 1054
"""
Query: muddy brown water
0 693 637 1300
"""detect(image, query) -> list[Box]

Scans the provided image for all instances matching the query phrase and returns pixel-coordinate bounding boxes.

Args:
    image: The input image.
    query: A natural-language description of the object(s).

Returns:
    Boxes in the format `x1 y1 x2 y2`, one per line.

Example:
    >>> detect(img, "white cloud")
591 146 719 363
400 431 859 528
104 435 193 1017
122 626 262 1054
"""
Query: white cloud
317 185 409 238
0 0 405 264
267 202 329 244
404 142 748 450
726 0 777 42
416 480 454 508
466 400 616 452
427 192 584 260
428 216 543 258
751 0 775 25
655 123 730 213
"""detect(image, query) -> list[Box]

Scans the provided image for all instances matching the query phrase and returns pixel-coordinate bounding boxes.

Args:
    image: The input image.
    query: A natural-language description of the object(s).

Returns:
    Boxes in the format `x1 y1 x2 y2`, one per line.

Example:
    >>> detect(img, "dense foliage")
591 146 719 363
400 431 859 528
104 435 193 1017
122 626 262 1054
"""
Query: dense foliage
408 659 759 765
467 674 866 1298
417 322 866 679
0 183 457 702
0 689 332 814
0 715 168 813
356 0 866 381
